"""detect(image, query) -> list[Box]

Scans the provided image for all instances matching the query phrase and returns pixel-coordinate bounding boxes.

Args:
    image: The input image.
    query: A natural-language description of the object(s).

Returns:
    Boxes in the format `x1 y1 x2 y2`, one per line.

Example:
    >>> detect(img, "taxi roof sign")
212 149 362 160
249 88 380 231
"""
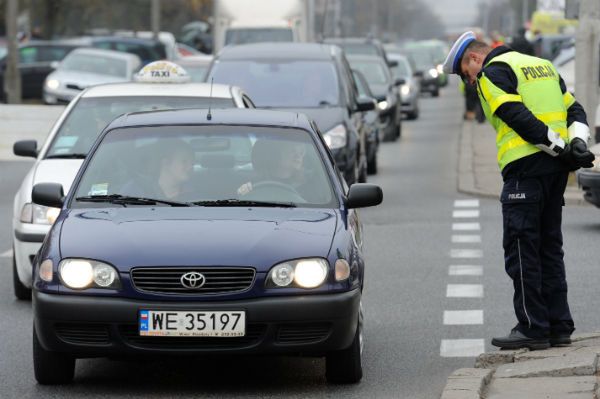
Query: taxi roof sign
135 61 191 83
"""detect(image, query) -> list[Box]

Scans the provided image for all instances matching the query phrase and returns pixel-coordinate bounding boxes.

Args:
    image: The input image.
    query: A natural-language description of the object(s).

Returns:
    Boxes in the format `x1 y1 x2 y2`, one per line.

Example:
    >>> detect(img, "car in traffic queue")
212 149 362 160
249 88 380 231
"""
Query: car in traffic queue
12 61 256 301
323 37 396 67
387 52 420 120
43 48 142 104
347 54 403 141
401 45 441 97
352 69 380 174
30 107 383 385
62 35 168 65
207 42 375 185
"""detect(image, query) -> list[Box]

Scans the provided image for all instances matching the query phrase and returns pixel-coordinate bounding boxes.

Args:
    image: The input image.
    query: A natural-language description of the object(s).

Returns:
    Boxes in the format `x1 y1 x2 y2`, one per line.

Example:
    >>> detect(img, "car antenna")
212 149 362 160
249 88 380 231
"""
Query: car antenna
207 77 214 121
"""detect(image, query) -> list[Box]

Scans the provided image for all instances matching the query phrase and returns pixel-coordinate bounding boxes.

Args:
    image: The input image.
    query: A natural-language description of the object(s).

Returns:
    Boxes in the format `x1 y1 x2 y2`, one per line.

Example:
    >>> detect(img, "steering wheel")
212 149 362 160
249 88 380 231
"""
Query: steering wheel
247 180 306 203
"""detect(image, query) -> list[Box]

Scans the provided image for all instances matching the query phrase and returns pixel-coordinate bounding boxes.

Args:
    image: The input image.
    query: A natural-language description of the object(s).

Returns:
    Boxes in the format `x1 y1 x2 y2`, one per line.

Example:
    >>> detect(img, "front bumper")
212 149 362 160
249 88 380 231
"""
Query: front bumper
34 289 361 358
420 78 438 93
577 169 600 207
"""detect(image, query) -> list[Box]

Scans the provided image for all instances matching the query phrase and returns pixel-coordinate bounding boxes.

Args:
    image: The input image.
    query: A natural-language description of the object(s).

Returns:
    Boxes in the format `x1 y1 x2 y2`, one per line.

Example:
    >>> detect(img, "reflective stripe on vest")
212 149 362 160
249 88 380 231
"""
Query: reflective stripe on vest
476 51 569 171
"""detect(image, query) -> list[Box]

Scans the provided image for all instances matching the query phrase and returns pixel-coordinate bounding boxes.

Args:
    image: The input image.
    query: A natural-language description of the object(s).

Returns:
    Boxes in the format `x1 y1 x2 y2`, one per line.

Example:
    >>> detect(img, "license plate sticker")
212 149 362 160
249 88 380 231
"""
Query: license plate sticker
139 310 246 337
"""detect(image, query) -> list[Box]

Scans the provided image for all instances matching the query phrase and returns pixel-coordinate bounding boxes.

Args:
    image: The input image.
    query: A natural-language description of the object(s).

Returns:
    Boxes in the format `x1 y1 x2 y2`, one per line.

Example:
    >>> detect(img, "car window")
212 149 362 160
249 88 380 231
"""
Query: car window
225 28 294 46
61 53 128 77
209 60 340 108
45 96 236 158
339 43 379 56
37 46 73 62
390 59 411 79
349 60 391 86
19 47 38 64
72 126 337 208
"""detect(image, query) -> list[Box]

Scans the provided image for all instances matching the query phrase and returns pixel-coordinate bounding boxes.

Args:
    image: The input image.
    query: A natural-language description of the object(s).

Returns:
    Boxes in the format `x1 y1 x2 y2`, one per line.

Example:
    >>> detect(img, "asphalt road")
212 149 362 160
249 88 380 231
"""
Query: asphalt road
2 87 600 398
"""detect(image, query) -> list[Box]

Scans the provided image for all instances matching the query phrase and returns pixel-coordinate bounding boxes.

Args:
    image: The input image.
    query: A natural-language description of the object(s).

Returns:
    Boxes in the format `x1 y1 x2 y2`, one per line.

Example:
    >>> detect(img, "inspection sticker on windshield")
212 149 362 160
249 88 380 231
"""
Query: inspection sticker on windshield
89 183 108 196
139 310 246 337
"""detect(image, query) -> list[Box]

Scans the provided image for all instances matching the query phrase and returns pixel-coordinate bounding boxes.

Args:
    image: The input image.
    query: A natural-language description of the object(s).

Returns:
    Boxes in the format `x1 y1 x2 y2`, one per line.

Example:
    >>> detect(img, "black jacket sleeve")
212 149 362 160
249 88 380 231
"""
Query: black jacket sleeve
481 62 588 147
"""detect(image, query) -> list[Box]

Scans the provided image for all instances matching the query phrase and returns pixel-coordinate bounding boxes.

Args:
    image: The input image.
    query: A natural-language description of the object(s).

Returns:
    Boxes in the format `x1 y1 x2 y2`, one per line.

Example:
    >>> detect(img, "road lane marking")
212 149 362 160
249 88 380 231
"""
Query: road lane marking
0 249 12 258
452 223 480 231
449 265 483 276
443 310 484 325
452 235 481 243
446 284 483 298
452 210 480 218
450 249 483 258
440 339 485 357
454 199 480 208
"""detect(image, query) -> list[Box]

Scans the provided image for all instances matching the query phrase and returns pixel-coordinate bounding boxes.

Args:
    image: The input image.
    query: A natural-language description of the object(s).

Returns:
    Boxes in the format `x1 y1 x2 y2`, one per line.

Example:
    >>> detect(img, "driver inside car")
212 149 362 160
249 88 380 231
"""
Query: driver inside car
237 139 309 201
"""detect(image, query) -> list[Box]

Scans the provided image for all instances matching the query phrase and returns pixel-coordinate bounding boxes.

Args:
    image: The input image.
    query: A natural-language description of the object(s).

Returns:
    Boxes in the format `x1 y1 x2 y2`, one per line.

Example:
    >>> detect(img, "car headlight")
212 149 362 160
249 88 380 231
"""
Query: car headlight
428 68 439 79
401 84 410 97
436 64 444 75
46 79 60 90
378 100 389 110
324 124 347 150
58 259 121 290
266 258 329 289
20 203 60 225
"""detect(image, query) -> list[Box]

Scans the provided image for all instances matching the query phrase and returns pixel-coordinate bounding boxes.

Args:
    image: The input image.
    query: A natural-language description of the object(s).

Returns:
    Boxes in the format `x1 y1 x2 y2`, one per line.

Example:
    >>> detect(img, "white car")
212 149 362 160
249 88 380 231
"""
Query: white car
43 48 142 104
12 61 255 299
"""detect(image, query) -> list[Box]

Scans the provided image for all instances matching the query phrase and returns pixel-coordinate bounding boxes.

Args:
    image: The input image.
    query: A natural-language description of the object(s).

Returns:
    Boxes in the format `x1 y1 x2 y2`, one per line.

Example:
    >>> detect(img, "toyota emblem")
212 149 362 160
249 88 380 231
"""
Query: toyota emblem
180 271 206 289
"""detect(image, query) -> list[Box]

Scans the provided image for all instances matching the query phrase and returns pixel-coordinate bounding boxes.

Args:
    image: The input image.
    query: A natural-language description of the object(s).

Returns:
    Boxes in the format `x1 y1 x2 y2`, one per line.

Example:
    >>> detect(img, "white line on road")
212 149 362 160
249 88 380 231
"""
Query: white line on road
454 199 480 208
446 284 484 298
443 310 484 325
450 249 483 258
440 339 485 357
449 265 483 276
452 210 480 218
452 223 480 231
452 235 481 243
0 249 12 258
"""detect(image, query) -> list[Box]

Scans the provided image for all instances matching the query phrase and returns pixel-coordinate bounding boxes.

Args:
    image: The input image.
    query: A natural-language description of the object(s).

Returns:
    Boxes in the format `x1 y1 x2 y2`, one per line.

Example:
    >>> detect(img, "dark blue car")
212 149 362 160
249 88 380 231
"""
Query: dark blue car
31 108 382 385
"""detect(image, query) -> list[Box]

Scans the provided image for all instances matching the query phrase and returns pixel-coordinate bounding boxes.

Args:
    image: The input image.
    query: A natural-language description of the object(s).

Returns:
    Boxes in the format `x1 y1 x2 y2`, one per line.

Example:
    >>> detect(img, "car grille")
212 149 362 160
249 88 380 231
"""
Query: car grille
119 324 266 350
276 323 331 344
55 323 110 345
130 267 256 295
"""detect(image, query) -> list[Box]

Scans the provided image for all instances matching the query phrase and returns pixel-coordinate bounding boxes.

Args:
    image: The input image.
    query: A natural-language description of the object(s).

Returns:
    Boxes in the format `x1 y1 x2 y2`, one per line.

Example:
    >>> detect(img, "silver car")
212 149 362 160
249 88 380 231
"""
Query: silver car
43 48 141 104
387 53 420 120
12 62 256 300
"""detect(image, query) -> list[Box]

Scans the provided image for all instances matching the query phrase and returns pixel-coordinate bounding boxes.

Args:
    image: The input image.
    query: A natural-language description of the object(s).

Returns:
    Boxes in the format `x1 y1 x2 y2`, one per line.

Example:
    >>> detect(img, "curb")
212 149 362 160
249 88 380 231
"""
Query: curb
457 121 589 206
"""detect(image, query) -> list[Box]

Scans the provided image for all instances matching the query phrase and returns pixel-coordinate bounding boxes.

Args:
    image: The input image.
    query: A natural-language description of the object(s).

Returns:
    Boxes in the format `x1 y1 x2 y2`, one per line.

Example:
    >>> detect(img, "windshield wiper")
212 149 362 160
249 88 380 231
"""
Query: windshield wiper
192 199 296 208
46 153 87 159
75 194 191 207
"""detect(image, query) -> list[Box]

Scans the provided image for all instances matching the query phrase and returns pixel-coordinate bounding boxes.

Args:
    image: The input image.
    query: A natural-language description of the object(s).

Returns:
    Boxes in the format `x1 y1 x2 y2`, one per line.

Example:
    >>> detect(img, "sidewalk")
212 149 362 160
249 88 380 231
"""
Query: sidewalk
440 333 600 399
457 120 588 206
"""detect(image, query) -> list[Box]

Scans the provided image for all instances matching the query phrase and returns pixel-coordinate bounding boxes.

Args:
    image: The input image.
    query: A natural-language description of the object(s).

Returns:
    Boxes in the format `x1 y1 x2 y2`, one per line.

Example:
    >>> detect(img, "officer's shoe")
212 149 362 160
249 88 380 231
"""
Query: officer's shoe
491 328 550 350
549 334 572 347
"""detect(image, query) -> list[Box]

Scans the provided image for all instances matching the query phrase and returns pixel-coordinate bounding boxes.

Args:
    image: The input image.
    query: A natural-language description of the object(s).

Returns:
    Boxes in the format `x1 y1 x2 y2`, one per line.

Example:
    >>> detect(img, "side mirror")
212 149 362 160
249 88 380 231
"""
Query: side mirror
355 97 376 112
346 183 383 209
32 183 64 209
13 140 38 158
394 78 406 86
387 60 398 68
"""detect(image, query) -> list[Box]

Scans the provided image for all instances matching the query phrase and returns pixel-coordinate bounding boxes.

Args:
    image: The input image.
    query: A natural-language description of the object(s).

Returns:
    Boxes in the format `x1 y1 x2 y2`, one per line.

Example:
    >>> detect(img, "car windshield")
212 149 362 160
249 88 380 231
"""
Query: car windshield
350 60 390 85
225 28 294 46
72 126 336 208
390 59 411 79
209 60 340 108
338 43 379 56
404 47 434 71
61 53 128 77
45 96 236 158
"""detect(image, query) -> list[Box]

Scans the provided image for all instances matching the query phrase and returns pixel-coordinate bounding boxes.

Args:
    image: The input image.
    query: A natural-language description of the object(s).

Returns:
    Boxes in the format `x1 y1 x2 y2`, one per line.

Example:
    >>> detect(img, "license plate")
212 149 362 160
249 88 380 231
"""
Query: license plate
139 310 245 337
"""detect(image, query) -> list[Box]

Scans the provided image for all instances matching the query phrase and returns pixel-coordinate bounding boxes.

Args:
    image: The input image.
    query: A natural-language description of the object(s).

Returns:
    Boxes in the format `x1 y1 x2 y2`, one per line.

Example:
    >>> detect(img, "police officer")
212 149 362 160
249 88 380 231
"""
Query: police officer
442 32 595 350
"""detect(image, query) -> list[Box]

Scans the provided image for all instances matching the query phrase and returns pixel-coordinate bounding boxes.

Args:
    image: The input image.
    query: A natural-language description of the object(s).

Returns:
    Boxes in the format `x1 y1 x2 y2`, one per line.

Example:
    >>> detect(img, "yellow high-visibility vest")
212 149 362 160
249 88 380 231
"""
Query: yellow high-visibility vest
476 51 575 171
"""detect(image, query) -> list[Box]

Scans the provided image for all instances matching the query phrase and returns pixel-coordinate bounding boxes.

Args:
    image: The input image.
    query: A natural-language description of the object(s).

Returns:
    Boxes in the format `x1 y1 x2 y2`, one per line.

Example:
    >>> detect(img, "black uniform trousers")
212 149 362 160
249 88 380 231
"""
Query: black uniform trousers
500 171 575 338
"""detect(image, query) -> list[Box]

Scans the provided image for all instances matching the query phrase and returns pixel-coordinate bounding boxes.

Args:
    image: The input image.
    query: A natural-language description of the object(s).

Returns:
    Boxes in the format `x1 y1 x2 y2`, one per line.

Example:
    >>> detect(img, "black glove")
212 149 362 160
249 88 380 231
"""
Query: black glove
559 138 595 170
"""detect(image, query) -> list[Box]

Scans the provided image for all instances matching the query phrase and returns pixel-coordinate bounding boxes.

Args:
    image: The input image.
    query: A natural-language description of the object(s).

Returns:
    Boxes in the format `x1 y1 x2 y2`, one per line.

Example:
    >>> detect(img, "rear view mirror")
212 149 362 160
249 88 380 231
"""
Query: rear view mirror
394 78 406 86
346 183 383 209
355 97 376 112
13 140 38 158
32 183 64 209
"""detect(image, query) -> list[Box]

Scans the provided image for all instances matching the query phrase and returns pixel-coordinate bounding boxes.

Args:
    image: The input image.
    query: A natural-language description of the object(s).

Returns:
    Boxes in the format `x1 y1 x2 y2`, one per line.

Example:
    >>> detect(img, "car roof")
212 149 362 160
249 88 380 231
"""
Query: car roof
68 47 140 61
323 37 382 45
347 54 387 64
107 108 313 131
81 82 235 98
217 42 340 61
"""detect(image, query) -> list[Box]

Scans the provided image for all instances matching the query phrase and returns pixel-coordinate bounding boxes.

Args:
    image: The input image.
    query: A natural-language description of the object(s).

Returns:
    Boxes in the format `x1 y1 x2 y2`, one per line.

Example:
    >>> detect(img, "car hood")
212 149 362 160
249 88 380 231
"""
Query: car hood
270 107 345 133
50 70 130 88
59 207 338 270
32 159 84 198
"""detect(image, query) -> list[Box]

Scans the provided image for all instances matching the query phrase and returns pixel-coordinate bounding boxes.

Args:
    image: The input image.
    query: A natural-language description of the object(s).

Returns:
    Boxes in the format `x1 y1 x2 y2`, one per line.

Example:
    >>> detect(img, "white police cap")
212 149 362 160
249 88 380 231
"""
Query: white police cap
442 31 476 75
